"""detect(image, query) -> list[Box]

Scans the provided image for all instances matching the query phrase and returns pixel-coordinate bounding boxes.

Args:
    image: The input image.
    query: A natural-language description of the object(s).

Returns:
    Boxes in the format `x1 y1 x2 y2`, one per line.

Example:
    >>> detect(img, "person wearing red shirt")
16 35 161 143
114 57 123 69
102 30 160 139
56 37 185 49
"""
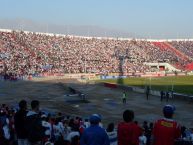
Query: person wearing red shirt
152 105 181 145
117 110 142 145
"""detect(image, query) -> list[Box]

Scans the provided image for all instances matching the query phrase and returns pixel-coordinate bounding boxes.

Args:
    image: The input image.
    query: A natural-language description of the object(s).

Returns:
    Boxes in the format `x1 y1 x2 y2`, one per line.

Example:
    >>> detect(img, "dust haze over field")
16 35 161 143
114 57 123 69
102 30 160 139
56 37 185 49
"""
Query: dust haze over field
0 78 193 127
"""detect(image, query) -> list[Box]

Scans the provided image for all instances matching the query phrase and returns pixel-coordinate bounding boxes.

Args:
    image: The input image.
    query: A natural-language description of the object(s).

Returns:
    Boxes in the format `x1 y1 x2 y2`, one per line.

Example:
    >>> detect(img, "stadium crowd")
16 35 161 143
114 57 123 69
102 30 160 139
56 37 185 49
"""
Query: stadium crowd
0 100 193 145
1 30 192 79
169 41 193 59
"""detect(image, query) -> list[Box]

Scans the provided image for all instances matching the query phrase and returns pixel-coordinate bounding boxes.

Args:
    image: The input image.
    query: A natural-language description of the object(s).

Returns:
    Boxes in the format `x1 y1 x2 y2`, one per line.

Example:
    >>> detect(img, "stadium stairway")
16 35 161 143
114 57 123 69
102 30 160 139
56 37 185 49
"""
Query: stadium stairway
163 42 190 61
152 42 189 61
152 42 166 50
185 62 193 71
173 62 185 70
163 42 193 70
152 42 191 70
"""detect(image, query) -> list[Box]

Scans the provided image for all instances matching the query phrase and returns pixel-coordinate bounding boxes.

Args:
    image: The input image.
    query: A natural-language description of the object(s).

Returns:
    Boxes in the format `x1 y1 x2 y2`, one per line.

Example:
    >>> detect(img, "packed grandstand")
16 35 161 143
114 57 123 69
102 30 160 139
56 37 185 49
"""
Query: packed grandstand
1 29 193 80
1 29 193 145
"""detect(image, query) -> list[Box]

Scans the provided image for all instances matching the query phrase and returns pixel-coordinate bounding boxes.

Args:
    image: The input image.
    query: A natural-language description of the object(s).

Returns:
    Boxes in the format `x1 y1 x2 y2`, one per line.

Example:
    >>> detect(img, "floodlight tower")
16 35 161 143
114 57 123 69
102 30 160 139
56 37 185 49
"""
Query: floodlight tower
114 47 129 84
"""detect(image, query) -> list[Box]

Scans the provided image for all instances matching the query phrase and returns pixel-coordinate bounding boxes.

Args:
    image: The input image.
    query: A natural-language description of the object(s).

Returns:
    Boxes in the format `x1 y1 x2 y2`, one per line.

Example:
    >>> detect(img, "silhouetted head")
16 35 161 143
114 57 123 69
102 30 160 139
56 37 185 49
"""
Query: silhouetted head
123 110 134 122
19 100 27 110
31 100 40 112
106 123 114 132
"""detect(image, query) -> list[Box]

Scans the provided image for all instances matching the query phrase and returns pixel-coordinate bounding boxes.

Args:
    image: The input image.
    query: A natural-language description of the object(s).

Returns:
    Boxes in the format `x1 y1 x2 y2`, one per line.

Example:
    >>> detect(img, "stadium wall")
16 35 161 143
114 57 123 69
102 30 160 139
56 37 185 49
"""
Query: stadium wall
31 73 99 81
99 71 187 80
7 70 187 81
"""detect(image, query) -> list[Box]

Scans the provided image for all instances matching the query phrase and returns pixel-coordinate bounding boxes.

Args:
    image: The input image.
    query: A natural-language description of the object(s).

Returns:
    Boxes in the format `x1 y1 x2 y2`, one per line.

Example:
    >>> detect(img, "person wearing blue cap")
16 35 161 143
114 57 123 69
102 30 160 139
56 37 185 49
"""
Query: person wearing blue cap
152 105 181 145
80 114 110 145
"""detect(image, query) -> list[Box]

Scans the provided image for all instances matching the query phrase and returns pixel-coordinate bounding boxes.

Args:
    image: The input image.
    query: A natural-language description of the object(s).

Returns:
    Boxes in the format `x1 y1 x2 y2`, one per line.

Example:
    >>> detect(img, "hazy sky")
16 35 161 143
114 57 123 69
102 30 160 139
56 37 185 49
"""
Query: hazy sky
0 0 193 38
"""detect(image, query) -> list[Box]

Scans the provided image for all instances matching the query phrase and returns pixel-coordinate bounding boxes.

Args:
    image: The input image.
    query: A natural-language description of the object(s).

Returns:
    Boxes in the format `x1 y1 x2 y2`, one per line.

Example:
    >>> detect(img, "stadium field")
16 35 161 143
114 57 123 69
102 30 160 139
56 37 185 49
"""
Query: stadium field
100 75 193 95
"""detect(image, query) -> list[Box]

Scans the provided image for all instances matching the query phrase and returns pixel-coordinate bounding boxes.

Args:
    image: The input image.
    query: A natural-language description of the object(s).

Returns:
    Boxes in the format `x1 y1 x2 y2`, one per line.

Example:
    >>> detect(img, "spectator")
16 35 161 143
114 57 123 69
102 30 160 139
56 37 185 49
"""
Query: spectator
181 126 187 139
69 118 75 129
106 123 117 145
41 114 52 143
26 100 45 145
146 122 153 145
152 105 181 145
62 119 71 144
80 114 110 145
79 119 85 135
83 119 90 128
139 129 147 145
14 100 28 145
71 136 80 145
190 128 193 141
117 110 141 145
66 126 80 144
53 118 64 142
0 109 10 145
142 121 148 135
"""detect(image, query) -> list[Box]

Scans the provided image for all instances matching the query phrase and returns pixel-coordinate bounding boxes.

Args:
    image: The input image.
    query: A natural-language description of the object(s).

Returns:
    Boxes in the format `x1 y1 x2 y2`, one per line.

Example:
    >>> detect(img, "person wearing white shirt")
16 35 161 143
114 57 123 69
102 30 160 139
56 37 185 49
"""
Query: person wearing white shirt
84 119 90 128
41 114 52 141
139 129 147 145
190 129 193 141
66 127 80 143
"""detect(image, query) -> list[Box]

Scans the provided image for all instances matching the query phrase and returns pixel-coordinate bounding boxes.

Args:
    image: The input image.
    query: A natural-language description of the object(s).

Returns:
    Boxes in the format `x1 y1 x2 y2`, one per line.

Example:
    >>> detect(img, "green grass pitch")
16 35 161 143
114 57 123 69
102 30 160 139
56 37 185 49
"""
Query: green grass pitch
100 76 193 95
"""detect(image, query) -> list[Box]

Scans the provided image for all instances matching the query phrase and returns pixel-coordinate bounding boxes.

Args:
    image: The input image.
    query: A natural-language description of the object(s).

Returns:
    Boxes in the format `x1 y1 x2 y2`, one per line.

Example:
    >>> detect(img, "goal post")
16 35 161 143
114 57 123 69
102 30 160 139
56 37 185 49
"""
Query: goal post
144 77 174 92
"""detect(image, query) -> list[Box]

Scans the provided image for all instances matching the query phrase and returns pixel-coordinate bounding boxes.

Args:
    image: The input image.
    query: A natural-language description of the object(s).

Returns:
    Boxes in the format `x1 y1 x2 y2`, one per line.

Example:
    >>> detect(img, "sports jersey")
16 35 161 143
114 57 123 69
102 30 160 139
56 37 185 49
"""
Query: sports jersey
117 122 141 145
153 118 181 145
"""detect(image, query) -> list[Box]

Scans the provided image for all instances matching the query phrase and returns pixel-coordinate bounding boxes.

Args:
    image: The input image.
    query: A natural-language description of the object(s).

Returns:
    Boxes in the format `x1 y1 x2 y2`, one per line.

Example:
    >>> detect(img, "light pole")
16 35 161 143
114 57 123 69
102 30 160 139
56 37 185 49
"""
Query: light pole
84 47 87 73
84 56 86 73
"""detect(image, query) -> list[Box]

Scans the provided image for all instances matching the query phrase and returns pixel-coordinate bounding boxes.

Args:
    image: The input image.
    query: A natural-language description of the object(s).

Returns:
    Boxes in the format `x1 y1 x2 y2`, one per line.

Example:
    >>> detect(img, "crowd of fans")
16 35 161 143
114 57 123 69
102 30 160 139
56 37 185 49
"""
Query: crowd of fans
1 30 193 145
169 41 193 60
0 100 193 145
1 30 192 78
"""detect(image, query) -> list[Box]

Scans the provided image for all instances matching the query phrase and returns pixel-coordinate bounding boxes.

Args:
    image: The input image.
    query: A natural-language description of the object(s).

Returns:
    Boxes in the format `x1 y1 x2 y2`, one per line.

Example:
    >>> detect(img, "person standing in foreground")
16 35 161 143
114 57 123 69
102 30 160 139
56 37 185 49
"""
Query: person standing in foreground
152 105 181 145
117 110 141 145
139 129 147 145
80 114 110 145
14 100 29 145
26 100 45 145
